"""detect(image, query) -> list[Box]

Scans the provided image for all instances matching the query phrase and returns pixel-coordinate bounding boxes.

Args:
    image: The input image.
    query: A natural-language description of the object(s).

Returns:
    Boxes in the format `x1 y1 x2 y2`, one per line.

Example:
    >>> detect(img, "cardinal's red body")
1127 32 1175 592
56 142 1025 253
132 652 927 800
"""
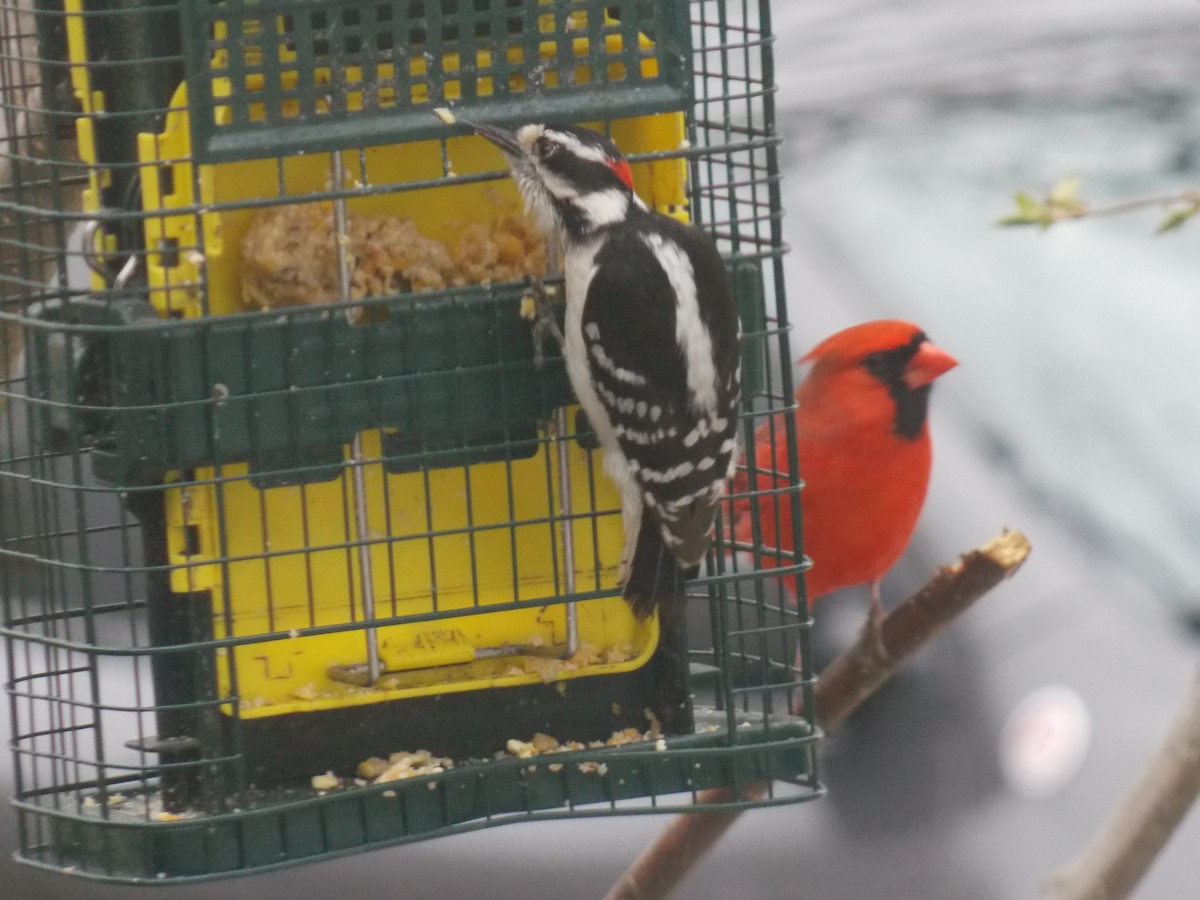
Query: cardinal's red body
734 320 957 602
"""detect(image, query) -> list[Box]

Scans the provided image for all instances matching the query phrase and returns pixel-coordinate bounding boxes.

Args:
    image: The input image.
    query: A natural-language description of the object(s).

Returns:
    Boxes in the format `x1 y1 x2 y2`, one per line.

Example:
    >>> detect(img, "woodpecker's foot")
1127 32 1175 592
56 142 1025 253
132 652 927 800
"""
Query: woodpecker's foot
522 278 565 369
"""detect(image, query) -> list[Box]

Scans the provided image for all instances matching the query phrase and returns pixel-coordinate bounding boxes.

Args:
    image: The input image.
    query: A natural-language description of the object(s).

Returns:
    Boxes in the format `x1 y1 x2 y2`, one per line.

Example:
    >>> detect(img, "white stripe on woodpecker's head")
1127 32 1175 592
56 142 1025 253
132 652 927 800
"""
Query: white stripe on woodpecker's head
515 124 547 154
574 187 631 229
546 129 611 166
486 123 637 240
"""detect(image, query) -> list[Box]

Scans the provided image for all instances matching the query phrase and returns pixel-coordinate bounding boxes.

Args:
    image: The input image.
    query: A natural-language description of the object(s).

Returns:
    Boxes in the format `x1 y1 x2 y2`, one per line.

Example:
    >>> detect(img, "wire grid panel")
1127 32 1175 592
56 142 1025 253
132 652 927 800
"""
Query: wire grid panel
1 0 818 882
183 0 694 161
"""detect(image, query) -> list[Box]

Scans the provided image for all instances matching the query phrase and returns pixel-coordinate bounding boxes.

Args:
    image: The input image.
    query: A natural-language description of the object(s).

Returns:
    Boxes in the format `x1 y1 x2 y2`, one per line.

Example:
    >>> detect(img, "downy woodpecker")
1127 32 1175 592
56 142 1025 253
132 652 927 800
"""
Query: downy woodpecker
473 121 741 619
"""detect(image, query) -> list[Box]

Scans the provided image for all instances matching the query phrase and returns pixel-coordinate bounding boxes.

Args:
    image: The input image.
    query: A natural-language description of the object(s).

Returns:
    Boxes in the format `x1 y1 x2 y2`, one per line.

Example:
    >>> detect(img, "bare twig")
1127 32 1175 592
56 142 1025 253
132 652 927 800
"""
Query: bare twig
998 178 1200 232
604 530 1032 900
1053 190 1200 221
1041 669 1200 900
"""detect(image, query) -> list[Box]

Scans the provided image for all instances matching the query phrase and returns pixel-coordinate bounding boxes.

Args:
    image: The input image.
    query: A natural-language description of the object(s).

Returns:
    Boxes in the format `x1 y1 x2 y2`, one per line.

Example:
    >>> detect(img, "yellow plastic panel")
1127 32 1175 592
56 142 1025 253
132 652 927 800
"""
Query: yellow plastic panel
165 430 655 715
139 86 688 321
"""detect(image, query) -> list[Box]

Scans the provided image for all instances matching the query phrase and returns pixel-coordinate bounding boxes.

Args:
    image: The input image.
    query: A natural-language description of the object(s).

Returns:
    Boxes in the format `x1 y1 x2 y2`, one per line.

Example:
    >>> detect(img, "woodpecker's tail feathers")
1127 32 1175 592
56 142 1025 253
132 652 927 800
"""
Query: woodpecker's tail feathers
623 518 695 622
657 495 720 570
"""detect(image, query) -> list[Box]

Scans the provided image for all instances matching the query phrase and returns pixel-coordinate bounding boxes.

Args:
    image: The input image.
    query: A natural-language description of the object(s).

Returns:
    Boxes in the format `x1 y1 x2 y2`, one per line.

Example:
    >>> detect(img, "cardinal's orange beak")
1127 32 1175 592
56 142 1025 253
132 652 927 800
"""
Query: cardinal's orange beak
902 342 958 389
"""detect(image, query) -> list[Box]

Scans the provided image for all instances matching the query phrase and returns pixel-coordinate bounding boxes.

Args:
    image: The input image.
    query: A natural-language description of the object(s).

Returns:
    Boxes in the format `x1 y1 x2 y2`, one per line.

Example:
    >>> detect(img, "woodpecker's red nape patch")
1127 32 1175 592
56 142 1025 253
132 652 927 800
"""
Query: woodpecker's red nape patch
607 156 634 190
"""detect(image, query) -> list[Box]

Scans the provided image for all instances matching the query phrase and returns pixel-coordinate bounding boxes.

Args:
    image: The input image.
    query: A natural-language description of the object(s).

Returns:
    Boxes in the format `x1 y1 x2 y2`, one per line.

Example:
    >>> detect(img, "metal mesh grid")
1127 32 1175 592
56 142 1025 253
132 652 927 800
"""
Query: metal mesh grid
1 0 817 882
183 0 693 161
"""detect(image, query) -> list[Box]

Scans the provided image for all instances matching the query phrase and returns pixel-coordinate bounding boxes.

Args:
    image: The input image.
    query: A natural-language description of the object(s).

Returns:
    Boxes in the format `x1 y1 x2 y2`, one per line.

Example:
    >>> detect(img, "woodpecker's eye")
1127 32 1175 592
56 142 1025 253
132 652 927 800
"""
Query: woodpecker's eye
535 138 559 160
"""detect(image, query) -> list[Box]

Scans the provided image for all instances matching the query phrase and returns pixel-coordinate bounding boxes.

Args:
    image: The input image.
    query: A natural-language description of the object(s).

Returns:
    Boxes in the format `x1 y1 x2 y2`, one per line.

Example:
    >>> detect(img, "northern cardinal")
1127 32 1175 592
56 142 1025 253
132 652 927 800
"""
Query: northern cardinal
732 320 957 619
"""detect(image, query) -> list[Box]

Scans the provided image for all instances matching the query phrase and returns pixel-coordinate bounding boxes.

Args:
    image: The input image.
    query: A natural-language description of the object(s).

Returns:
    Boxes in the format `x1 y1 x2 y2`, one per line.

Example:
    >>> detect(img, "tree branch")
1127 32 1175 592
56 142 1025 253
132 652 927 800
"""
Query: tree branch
603 529 1032 900
1041 669 1200 900
1055 190 1200 221
998 181 1200 232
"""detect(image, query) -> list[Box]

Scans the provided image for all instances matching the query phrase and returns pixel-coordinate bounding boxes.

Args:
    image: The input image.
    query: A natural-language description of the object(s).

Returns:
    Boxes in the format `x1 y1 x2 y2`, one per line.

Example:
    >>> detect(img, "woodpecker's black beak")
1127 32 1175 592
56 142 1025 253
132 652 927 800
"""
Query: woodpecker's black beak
470 121 525 158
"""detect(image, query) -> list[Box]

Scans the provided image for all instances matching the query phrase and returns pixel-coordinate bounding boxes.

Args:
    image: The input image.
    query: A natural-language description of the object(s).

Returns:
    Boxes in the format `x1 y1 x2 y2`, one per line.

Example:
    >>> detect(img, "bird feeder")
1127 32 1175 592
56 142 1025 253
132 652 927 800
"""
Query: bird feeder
0 0 817 881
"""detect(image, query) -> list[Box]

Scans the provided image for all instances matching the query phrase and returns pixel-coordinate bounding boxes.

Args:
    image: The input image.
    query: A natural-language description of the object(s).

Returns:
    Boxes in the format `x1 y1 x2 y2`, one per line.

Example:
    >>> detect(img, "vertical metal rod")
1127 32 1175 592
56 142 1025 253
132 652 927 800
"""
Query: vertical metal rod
331 150 381 685
555 406 579 658
545 235 578 659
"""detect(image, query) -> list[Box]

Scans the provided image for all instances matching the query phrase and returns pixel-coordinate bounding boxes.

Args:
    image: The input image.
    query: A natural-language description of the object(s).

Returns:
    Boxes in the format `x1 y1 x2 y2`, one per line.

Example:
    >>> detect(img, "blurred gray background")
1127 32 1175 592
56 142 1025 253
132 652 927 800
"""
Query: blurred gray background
4 0 1200 897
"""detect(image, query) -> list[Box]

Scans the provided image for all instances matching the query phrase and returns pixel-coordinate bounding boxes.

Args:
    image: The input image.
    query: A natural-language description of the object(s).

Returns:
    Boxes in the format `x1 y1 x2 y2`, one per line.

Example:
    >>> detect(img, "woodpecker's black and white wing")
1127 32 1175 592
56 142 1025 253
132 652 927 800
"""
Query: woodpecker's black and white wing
582 213 741 616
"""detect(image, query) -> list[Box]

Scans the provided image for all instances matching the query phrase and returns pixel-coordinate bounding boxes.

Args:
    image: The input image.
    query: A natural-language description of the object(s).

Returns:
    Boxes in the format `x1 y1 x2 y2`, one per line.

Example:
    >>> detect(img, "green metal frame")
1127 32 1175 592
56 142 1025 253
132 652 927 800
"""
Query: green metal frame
23 262 765 487
22 712 810 883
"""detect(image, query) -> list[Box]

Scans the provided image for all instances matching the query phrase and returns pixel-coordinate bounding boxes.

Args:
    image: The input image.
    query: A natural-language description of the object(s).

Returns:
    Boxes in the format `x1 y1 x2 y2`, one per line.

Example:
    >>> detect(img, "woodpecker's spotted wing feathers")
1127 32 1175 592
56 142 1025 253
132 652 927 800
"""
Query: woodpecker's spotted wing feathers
582 212 741 581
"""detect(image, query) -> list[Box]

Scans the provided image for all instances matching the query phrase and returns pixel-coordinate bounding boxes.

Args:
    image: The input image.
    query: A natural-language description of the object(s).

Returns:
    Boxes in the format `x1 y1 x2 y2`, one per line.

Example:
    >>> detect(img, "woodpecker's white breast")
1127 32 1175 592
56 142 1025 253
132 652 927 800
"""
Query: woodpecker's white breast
563 238 630 473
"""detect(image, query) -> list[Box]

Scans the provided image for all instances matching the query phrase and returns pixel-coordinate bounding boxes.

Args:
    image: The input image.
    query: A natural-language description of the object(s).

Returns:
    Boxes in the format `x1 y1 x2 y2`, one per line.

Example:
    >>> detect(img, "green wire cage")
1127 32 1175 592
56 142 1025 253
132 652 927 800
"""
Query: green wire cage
1 0 818 883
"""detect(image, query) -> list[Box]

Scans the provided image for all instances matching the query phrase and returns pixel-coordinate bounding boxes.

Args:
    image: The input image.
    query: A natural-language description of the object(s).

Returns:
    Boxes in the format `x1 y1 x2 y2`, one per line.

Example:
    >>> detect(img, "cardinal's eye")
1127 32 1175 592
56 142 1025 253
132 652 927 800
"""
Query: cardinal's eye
863 351 889 376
